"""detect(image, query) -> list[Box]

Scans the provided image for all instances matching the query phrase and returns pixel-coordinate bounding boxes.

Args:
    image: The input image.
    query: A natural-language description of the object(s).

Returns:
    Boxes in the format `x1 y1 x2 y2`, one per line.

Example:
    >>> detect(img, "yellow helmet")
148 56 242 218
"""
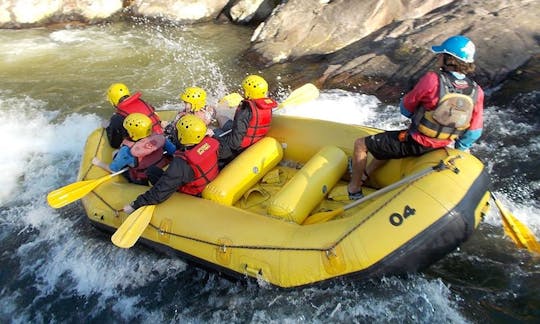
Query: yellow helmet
180 87 207 112
107 83 130 106
242 75 268 99
123 113 152 141
176 114 207 146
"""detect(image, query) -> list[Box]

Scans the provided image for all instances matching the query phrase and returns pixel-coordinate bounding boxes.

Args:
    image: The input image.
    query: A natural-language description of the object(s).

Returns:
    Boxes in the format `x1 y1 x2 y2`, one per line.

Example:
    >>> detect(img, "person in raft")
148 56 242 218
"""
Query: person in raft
163 86 216 142
213 74 278 166
104 83 164 149
92 113 176 185
122 114 220 214
347 35 484 200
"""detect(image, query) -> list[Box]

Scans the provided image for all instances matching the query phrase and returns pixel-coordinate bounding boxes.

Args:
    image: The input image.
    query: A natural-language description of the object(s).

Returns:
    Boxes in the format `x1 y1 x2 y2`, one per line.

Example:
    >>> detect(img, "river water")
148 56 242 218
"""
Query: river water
0 20 539 323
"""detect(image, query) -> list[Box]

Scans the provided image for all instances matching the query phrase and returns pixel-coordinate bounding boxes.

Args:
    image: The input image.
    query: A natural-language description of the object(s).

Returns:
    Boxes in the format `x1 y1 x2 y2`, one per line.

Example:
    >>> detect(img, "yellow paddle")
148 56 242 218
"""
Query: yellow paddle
111 205 156 248
491 193 540 254
220 83 320 109
47 168 128 209
219 92 244 108
278 83 320 109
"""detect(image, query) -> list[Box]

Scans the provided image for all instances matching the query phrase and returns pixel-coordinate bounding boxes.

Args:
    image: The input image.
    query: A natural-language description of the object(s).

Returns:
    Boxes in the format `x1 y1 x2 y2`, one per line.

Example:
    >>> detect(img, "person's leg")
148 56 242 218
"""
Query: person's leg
348 131 404 195
348 137 368 195
366 158 386 178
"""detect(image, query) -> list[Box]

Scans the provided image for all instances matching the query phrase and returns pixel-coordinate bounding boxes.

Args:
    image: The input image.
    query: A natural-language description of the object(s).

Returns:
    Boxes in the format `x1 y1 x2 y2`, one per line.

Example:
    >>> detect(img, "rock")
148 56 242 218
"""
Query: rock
130 0 229 23
245 0 452 65
489 54 540 106
256 0 540 103
229 0 280 25
0 0 123 28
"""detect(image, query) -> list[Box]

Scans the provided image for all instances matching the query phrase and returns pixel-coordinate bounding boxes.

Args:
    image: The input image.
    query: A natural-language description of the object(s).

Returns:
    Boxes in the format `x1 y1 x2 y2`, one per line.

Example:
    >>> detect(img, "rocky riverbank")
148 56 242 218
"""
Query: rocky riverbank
2 0 538 104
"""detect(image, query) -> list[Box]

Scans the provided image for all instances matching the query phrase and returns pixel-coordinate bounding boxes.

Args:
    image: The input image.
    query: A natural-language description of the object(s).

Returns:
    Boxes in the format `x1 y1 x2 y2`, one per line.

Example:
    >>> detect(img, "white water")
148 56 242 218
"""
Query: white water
1 22 538 323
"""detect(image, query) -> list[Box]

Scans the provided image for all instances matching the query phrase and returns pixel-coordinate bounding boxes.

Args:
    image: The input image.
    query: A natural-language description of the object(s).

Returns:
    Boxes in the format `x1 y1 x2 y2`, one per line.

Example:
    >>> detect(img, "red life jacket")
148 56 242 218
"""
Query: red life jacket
238 98 276 148
122 134 170 182
116 92 163 134
174 136 220 195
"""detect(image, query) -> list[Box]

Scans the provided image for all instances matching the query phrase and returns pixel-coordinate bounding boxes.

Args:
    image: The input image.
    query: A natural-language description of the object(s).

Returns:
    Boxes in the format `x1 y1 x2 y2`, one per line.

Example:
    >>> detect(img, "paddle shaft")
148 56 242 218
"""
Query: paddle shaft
303 164 442 225
107 168 129 178
342 166 436 212
302 164 441 225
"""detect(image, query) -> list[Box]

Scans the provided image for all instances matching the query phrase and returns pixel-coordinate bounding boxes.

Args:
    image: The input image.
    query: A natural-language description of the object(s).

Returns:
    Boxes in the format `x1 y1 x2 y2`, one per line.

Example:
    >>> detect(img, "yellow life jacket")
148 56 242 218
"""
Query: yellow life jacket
413 72 478 140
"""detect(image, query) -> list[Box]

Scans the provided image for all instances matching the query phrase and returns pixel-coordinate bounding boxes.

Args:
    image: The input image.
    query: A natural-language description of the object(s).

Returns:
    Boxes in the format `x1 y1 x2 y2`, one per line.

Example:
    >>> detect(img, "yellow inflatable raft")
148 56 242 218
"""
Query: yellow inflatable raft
77 112 491 288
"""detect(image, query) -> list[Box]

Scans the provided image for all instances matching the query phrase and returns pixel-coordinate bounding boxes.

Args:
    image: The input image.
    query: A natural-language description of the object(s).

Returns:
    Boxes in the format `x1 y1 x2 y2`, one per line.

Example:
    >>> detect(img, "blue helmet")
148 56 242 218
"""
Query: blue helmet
431 35 475 63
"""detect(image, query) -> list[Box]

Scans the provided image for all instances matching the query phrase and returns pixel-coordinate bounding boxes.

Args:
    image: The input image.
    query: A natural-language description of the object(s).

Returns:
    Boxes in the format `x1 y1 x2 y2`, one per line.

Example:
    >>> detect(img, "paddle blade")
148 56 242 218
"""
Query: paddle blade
47 179 104 208
302 207 345 225
47 169 127 209
494 196 540 254
111 205 155 248
219 92 243 108
278 83 319 109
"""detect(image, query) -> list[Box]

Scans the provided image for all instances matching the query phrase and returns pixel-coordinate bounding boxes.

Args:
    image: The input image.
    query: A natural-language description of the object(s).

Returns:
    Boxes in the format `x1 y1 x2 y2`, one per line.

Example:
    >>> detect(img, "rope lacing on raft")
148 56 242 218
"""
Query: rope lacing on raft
144 167 438 254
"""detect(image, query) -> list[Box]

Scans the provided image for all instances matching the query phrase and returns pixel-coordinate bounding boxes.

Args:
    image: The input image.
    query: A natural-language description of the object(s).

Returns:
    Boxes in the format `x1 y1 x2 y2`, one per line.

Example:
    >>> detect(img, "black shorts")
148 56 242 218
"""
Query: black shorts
365 130 435 160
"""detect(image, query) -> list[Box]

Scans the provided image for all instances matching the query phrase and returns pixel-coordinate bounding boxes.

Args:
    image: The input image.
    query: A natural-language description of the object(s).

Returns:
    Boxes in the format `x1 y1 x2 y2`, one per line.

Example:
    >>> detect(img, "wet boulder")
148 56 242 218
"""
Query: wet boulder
228 0 281 25
130 0 229 23
0 0 123 28
245 0 452 66
310 0 540 102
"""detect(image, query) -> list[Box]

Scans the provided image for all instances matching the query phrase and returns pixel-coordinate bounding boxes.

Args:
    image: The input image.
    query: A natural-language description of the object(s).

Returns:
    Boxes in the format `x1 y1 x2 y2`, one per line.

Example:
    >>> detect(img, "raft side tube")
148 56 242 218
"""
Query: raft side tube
202 137 283 206
268 146 348 223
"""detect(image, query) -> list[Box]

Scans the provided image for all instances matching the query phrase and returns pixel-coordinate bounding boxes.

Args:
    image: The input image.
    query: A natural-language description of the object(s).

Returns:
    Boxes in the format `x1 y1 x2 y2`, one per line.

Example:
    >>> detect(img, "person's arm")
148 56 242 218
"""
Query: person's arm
108 146 136 172
400 72 439 117
219 103 251 151
128 158 194 210
92 146 134 173
455 86 484 150
91 157 112 173
164 139 177 155
399 99 413 118
105 114 126 149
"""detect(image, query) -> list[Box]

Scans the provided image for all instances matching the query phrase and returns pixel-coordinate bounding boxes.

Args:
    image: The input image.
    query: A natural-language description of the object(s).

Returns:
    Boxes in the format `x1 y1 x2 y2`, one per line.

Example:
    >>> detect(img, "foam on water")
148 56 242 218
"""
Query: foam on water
0 92 188 322
276 89 382 126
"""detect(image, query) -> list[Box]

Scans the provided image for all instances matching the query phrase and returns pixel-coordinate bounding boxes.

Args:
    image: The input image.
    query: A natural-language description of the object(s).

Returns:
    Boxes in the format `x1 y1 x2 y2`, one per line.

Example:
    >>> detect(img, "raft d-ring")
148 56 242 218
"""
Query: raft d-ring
443 155 462 174
322 246 346 275
325 248 337 258
216 238 232 265
158 219 172 242
244 264 263 277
